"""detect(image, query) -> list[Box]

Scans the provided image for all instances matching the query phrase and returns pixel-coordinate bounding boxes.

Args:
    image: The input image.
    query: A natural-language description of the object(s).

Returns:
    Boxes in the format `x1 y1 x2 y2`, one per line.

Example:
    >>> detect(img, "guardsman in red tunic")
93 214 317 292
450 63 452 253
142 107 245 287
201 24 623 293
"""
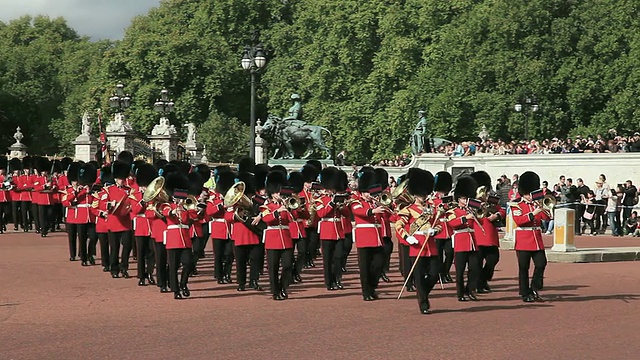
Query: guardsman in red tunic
339 174 355 274
300 164 320 268
391 173 414 290
191 164 213 269
207 168 236 283
130 163 158 286
433 171 454 283
446 175 481 302
91 166 111 271
226 171 263 291
395 169 442 314
470 171 506 293
162 172 197 300
18 157 34 232
260 171 294 300
33 157 58 237
186 171 208 276
374 168 394 282
316 167 350 290
511 171 551 303
350 169 387 301
105 160 134 279
285 172 309 283
8 158 22 231
0 157 10 233
62 162 89 263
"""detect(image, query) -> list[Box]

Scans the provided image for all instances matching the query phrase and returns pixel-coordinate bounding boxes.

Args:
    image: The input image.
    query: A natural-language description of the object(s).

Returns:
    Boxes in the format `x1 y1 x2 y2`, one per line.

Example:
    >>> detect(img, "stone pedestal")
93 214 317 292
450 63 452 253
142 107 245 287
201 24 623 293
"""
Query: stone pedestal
8 143 28 159
255 134 267 164
185 141 203 165
499 202 517 250
106 131 135 156
72 134 99 162
551 208 577 252
148 134 178 161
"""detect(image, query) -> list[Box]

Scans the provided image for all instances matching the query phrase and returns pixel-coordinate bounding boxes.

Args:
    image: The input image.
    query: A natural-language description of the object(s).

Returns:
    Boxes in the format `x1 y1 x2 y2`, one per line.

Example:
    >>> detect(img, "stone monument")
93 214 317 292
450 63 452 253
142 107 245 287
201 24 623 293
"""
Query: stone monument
106 112 135 155
183 122 203 165
72 111 99 162
8 127 28 159
148 116 179 161
255 119 267 164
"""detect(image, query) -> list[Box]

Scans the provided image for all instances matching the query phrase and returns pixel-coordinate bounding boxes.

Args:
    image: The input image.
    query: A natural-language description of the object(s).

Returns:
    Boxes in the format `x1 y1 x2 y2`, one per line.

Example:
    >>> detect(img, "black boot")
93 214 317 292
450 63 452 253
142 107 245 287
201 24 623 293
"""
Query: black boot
147 274 156 285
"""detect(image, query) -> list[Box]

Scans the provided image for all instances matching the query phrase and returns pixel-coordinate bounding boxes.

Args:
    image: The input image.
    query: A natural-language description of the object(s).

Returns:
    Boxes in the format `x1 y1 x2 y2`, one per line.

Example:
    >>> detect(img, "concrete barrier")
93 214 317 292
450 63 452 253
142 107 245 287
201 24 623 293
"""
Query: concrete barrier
551 208 576 252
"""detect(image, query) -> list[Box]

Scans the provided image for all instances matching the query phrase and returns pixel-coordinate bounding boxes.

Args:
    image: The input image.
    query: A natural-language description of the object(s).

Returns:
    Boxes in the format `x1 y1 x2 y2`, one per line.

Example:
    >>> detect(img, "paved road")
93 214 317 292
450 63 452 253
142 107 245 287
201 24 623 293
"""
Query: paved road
1 232 639 359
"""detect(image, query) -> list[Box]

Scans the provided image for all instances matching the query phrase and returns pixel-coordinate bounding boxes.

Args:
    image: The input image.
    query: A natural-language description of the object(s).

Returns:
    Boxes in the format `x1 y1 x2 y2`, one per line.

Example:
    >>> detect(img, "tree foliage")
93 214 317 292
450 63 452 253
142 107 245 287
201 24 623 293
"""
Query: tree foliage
2 1 640 163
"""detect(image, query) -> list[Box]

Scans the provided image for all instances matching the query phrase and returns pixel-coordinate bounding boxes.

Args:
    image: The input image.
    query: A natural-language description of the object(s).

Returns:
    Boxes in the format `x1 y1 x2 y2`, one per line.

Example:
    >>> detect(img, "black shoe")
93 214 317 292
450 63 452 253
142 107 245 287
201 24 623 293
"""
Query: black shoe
531 290 544 302
444 274 453 283
81 261 89 267
341 266 347 273
522 295 535 303
13 227 18 232
237 284 246 292
327 284 338 291
466 292 478 301
217 279 225 284
147 274 156 285
407 284 416 292
363 295 375 301
111 273 120 279
381 273 391 283
36 229 40 234
336 279 344 290
191 268 199 276
138 279 146 286
160 286 169 293
181 286 190 298
272 294 285 301
249 280 262 291
174 292 183 300
225 275 232 284
69 257 77 262
458 296 468 302
103 266 110 272
419 301 431 314
476 288 490 294
121 271 130 279
133 256 137 261
371 292 379 300
294 274 302 283
89 256 96 265
280 289 288 299
309 260 315 268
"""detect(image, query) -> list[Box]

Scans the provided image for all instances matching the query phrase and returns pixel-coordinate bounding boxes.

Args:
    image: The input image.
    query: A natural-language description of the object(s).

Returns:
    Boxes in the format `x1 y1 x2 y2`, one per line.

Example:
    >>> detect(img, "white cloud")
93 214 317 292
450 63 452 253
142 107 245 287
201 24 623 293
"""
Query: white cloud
0 0 162 40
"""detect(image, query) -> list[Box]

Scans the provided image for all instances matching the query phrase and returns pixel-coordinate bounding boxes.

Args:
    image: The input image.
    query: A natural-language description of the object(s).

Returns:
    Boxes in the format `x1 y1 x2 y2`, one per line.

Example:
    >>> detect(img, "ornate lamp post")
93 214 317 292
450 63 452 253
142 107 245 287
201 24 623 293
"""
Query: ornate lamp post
241 30 268 159
109 83 131 113
514 96 539 140
153 89 175 115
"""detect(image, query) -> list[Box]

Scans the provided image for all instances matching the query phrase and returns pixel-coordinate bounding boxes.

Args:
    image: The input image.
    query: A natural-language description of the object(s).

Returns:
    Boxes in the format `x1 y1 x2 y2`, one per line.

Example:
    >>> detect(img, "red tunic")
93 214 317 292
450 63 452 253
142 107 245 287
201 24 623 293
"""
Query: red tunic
91 188 109 233
62 186 93 224
33 175 57 206
288 206 308 240
129 189 152 237
395 203 439 257
103 185 133 232
207 192 230 239
150 206 168 243
473 204 506 247
350 199 383 248
161 203 194 249
226 208 260 246
447 207 477 252
315 195 349 240
16 174 33 202
432 193 453 240
511 200 550 251
9 175 20 202
0 175 10 203
260 202 293 250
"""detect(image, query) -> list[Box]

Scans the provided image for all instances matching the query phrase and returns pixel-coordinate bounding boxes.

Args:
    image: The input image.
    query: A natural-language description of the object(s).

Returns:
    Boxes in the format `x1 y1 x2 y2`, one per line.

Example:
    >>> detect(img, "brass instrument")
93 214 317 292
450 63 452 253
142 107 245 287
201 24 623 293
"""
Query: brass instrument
183 195 200 211
306 196 319 227
391 180 414 209
283 194 301 210
143 176 170 204
377 191 393 207
537 194 556 215
224 181 254 222
409 205 435 235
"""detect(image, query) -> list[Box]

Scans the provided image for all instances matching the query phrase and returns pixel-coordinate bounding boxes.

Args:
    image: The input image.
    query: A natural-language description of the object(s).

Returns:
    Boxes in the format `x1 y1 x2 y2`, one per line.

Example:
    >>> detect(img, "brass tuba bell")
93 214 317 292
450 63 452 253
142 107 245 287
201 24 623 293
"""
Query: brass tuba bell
143 176 170 204
391 180 414 208
224 181 254 222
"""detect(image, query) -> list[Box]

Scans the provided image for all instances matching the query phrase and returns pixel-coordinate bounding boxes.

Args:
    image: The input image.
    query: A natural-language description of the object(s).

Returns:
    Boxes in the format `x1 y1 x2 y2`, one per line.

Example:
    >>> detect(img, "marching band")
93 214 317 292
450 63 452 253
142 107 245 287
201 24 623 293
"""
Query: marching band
0 152 552 313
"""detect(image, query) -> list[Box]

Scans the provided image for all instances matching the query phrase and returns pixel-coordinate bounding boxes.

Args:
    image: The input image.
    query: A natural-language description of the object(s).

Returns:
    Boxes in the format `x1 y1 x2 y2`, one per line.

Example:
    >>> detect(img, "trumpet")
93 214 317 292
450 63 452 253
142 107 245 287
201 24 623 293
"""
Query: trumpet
182 195 200 211
536 194 556 215
282 194 301 210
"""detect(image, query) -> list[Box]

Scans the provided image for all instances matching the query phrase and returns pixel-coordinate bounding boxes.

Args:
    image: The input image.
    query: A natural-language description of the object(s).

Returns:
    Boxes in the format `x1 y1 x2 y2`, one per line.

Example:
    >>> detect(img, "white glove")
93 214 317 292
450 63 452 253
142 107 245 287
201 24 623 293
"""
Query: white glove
427 228 438 236
406 235 419 245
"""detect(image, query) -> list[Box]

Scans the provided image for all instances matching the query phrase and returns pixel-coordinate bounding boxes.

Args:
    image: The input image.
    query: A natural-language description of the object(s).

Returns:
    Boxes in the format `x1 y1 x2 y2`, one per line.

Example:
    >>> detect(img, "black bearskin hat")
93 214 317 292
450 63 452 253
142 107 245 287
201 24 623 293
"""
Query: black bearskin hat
111 160 130 179
434 171 453 193
38 157 52 173
266 170 288 196
270 165 288 178
470 171 492 191
518 171 540 195
254 164 270 191
132 160 146 175
320 166 339 191
9 158 22 172
0 156 7 171
100 166 114 186
194 164 211 183
78 163 98 186
22 156 33 170
135 163 157 187
214 165 232 176
60 157 73 171
159 163 179 177
154 159 168 172
336 170 349 192
236 172 256 195
164 172 190 198
216 171 237 195
374 168 389 189
358 169 378 192
288 171 304 193
88 160 99 169
187 172 204 196
238 157 256 174
52 159 62 173
301 164 320 183
454 176 478 200
177 161 192 175
306 160 322 173
117 151 134 165
67 162 82 183
408 168 434 197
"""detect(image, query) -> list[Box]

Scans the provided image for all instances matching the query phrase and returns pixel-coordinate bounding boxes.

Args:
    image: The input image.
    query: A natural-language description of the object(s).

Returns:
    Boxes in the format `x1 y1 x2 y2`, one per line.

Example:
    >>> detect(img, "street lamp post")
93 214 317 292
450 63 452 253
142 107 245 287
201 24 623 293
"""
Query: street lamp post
109 83 131 113
241 30 267 159
514 96 539 140
153 89 175 115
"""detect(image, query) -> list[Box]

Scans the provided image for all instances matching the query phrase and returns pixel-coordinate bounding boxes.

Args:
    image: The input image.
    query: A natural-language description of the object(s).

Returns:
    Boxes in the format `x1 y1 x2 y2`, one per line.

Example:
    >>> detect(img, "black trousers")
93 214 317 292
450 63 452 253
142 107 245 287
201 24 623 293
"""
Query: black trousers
516 250 547 296
66 223 88 260
11 201 21 230
0 202 9 231
235 244 262 286
307 228 318 261
321 239 344 287
87 224 98 259
454 251 481 296
357 246 384 297
168 248 193 292
410 256 441 309
136 235 155 279
293 237 307 276
343 233 353 269
213 239 234 279
381 236 393 273
38 204 53 235
478 245 500 287
191 236 206 267
53 203 63 228
267 248 294 295
436 238 454 276
575 204 585 234
108 230 132 275
200 223 210 258
154 242 168 288
30 202 39 231
21 201 31 230
97 232 110 267
398 244 414 285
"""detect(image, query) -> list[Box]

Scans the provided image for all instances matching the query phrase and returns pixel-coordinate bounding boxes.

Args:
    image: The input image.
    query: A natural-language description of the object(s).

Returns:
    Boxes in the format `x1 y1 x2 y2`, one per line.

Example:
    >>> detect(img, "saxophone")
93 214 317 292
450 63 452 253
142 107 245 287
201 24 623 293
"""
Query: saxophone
307 198 318 227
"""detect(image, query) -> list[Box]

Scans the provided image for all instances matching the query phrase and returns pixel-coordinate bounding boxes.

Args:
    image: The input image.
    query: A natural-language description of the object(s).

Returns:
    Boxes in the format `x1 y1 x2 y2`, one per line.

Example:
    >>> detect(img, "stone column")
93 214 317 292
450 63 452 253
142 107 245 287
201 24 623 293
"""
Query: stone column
551 208 577 252
254 119 267 164
106 131 135 156
73 134 99 162
8 127 28 159
148 134 178 161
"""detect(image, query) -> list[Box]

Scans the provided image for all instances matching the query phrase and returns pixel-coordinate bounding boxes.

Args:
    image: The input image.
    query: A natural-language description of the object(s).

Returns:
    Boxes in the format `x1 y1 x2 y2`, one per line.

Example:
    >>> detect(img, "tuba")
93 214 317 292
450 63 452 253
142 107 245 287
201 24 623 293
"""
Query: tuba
224 181 254 222
391 180 414 209
143 176 170 217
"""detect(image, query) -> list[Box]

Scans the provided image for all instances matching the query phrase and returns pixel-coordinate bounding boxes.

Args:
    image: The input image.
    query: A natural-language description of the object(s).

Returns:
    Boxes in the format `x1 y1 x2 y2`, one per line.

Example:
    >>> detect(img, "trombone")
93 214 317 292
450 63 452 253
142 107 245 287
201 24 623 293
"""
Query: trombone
536 194 556 216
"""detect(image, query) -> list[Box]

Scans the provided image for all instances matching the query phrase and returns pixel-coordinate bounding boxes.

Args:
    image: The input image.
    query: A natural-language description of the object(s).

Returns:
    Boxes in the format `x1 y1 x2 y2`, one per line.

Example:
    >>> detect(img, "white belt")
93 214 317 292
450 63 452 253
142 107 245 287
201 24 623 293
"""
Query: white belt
320 218 341 222
296 219 306 223
211 218 226 223
355 224 381 228
414 231 429 235
136 214 147 218
516 227 541 231
266 225 288 230
454 228 474 233
167 224 189 230
76 204 91 208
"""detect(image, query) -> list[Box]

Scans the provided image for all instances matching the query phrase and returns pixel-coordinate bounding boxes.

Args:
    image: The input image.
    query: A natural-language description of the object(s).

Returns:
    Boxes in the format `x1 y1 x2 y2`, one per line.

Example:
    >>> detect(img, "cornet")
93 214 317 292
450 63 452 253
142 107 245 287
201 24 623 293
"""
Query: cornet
537 194 556 215
283 194 301 210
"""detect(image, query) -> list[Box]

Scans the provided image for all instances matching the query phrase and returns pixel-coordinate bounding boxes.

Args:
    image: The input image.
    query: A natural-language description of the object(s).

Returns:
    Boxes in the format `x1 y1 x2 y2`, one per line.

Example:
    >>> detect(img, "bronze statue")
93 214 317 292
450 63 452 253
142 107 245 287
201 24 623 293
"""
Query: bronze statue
411 110 429 154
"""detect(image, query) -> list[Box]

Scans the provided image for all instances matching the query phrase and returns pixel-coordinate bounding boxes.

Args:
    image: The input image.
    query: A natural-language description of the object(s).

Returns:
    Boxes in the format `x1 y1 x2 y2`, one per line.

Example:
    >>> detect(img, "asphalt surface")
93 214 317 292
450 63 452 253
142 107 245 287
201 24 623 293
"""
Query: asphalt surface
1 231 639 360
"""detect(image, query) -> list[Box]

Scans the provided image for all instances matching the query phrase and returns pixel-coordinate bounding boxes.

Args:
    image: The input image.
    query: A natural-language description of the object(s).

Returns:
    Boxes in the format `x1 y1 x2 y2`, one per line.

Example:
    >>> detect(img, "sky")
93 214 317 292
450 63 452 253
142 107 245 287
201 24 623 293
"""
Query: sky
0 0 162 40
